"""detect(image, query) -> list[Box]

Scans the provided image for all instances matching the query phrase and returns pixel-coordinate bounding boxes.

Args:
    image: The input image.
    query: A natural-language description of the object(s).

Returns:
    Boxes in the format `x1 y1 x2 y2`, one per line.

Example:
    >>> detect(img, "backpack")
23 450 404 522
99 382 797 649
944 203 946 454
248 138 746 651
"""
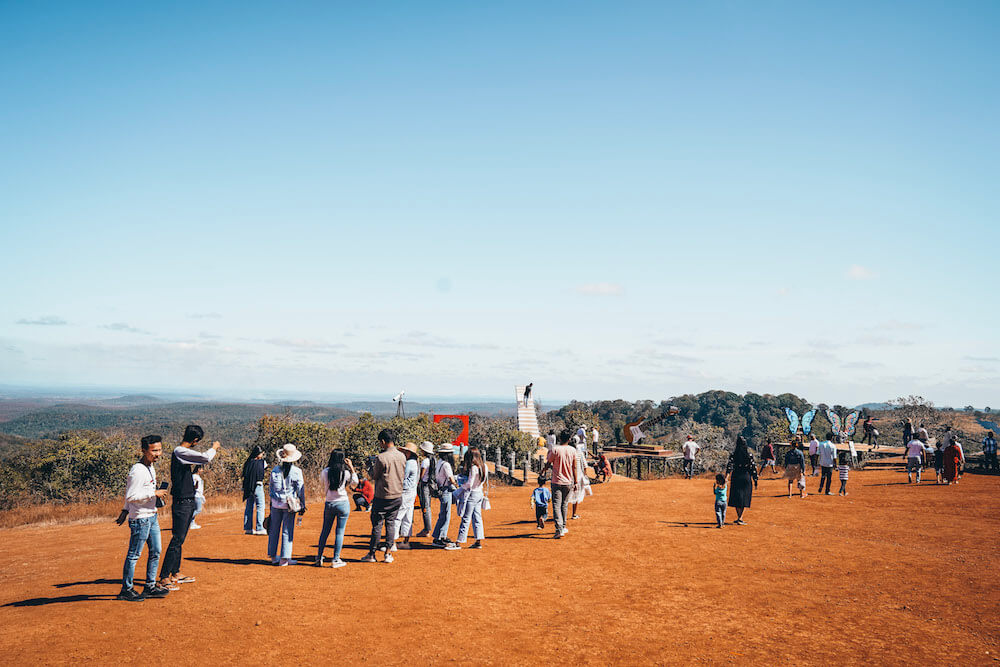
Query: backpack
424 456 442 499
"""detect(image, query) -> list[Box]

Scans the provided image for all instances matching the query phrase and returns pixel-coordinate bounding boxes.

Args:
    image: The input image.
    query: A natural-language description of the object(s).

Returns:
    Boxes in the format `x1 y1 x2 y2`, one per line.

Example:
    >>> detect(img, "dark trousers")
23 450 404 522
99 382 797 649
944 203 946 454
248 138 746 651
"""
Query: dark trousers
861 430 872 444
985 452 998 472
809 454 818 474
368 496 402 553
159 497 195 579
819 467 833 494
353 494 371 511
838 479 848 494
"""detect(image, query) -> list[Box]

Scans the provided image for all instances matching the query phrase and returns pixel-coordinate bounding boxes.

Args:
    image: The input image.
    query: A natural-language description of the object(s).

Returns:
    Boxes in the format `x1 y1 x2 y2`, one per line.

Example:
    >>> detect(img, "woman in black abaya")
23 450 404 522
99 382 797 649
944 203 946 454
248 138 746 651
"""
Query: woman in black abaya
727 435 759 525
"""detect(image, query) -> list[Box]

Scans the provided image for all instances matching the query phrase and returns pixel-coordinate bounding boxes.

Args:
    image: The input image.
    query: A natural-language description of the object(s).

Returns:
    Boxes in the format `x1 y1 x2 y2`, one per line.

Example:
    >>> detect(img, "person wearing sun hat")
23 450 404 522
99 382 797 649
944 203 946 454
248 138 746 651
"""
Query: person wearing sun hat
268 443 306 566
415 441 436 537
390 442 421 551
431 443 460 550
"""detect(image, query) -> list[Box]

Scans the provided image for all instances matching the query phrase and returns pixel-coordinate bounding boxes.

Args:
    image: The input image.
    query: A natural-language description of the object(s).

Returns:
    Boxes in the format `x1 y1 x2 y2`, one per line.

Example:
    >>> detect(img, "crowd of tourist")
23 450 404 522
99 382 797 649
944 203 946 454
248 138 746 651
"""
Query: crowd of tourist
115 418 993 601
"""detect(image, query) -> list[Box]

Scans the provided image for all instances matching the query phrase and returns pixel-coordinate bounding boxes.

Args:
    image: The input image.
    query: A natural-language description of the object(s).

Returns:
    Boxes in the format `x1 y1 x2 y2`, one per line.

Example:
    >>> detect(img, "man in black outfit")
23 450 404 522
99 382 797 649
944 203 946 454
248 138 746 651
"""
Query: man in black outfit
157 425 221 589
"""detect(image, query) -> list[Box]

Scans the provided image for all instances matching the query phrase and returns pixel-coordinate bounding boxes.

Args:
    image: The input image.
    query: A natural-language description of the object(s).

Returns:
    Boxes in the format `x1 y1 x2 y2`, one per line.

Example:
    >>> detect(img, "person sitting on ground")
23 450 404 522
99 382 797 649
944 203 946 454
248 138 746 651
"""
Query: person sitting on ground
905 434 926 484
596 453 613 482
783 442 807 498
189 466 205 530
532 476 551 529
118 435 172 602
682 435 699 479
713 473 727 529
837 452 850 496
353 474 374 511
759 440 777 476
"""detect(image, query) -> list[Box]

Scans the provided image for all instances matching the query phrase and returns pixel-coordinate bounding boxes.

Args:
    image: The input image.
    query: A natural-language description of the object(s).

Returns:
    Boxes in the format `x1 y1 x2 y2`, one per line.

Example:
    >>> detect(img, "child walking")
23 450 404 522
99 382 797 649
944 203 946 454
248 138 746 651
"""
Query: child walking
531 476 552 529
713 473 727 528
190 465 205 530
837 452 850 496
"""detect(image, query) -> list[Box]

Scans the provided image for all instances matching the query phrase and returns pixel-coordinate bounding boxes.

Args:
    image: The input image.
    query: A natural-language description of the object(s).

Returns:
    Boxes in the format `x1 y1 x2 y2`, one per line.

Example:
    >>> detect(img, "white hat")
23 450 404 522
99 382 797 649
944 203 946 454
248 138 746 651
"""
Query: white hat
276 443 302 463
436 443 454 454
419 441 435 455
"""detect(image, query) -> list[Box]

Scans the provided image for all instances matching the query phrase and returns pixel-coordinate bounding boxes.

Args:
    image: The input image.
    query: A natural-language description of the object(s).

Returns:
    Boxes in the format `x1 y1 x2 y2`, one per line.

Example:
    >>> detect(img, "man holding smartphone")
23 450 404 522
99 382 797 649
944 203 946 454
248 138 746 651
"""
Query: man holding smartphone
118 435 172 602
157 425 221 589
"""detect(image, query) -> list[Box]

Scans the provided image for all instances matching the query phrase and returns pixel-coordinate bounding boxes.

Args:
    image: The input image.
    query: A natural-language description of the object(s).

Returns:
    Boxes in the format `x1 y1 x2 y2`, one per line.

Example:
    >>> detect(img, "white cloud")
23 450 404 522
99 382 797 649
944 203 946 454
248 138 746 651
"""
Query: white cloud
576 283 624 296
265 338 345 354
17 315 67 326
846 265 877 280
102 322 150 335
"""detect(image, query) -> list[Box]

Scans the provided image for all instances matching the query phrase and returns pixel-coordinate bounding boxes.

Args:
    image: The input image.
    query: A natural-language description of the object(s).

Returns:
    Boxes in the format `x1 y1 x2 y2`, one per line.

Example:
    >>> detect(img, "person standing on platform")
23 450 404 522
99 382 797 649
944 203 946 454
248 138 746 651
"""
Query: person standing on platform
158 425 220 590
808 434 820 476
523 383 533 407
861 416 875 445
682 435 699 479
118 435 171 602
541 430 578 539
816 434 837 495
361 429 406 563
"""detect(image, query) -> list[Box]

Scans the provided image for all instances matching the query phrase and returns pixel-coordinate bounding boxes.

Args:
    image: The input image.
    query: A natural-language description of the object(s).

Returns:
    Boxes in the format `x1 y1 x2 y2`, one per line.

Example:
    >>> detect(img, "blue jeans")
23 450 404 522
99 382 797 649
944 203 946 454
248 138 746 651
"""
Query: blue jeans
456 489 484 543
267 507 296 561
683 458 695 478
317 500 350 561
191 496 204 524
715 501 727 528
432 490 453 541
122 515 161 591
244 483 265 532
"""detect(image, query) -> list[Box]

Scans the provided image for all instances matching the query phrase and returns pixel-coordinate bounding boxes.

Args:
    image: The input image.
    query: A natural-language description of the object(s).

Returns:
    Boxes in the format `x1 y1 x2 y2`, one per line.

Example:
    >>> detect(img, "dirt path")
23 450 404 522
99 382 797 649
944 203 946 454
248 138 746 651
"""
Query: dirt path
2 470 998 665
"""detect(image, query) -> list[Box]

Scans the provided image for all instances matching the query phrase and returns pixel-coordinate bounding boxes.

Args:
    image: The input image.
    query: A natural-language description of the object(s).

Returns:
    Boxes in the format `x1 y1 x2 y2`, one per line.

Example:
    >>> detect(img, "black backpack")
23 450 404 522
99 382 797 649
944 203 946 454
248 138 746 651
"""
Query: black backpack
424 456 442 498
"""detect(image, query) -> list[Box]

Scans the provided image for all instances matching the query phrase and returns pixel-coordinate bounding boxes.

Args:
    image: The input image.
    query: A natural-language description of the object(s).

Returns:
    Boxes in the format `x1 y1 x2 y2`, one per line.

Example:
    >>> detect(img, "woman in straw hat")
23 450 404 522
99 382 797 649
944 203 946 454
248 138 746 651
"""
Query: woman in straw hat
414 441 436 537
391 442 421 550
431 443 460 550
268 443 306 566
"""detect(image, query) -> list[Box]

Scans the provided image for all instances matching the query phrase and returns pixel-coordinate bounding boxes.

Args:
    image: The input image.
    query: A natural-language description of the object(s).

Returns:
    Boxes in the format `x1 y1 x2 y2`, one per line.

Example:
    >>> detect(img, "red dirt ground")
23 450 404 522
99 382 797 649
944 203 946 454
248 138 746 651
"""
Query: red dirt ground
2 470 998 665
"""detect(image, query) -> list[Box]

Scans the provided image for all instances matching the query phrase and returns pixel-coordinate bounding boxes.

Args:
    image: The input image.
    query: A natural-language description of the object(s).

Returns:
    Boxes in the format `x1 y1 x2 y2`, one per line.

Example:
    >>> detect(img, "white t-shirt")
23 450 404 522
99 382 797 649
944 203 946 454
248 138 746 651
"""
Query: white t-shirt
808 438 819 455
420 458 431 483
435 460 455 487
321 467 359 503
905 440 925 458
546 433 556 448
592 428 599 444
193 473 205 500
683 441 700 460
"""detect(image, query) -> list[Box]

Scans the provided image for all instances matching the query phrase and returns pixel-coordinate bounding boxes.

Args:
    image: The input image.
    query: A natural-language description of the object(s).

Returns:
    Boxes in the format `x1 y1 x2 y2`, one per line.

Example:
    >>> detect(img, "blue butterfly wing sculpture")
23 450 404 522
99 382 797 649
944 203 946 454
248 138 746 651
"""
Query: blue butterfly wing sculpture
784 408 800 435
802 408 817 435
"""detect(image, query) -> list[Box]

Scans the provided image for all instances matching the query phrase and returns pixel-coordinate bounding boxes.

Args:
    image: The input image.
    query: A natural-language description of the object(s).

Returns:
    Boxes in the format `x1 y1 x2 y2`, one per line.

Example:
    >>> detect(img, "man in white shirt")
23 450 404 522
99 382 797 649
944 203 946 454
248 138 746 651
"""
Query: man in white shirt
591 426 600 457
905 435 927 484
118 435 171 602
808 436 820 476
682 436 700 479
817 434 838 495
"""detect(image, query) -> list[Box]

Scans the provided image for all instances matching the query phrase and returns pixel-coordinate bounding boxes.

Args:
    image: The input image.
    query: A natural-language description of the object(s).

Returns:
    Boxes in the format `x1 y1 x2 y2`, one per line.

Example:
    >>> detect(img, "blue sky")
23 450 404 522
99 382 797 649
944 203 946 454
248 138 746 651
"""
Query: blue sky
1 2 998 407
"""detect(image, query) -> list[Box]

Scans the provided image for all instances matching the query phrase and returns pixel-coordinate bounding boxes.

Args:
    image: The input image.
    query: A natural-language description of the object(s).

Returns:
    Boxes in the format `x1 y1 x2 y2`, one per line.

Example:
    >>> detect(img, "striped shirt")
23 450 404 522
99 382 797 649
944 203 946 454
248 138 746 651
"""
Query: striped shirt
837 464 850 481
983 437 997 455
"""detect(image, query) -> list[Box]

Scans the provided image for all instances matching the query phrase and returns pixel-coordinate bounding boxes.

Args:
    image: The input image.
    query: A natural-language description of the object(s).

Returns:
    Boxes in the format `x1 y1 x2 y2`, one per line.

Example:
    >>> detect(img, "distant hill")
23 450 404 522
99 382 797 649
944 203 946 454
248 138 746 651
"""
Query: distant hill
330 401 516 417
93 394 167 408
856 402 893 411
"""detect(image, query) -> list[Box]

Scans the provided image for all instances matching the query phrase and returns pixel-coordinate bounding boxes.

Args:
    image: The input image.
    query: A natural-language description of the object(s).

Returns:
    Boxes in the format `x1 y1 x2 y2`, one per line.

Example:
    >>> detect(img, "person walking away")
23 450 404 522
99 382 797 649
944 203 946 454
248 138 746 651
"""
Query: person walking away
905 435 926 484
317 449 357 568
902 418 913 449
361 429 406 563
568 435 590 520
523 382 533 407
983 431 998 473
541 430 579 538
713 474 727 528
933 439 946 484
158 425 220 589
268 444 306 566
726 436 758 525
456 447 488 549
532 476 551 529
758 440 777 476
783 442 807 498
189 466 205 530
415 441 435 537
861 416 874 445
118 435 172 602
817 434 837 495
917 423 929 441
431 444 460 550
682 435 699 479
242 445 268 535
943 437 963 485
391 442 421 551
837 452 851 495
353 474 374 511
808 435 820 476
591 426 600 457
546 429 556 452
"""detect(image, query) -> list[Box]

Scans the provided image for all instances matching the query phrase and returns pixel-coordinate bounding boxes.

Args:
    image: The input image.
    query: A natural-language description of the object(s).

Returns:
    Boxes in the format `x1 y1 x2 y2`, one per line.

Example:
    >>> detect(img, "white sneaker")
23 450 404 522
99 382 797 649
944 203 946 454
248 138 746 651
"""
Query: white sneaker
560 528 569 536
332 559 346 569
443 542 460 551
189 523 201 530
384 553 395 563
252 529 267 535
389 543 397 553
